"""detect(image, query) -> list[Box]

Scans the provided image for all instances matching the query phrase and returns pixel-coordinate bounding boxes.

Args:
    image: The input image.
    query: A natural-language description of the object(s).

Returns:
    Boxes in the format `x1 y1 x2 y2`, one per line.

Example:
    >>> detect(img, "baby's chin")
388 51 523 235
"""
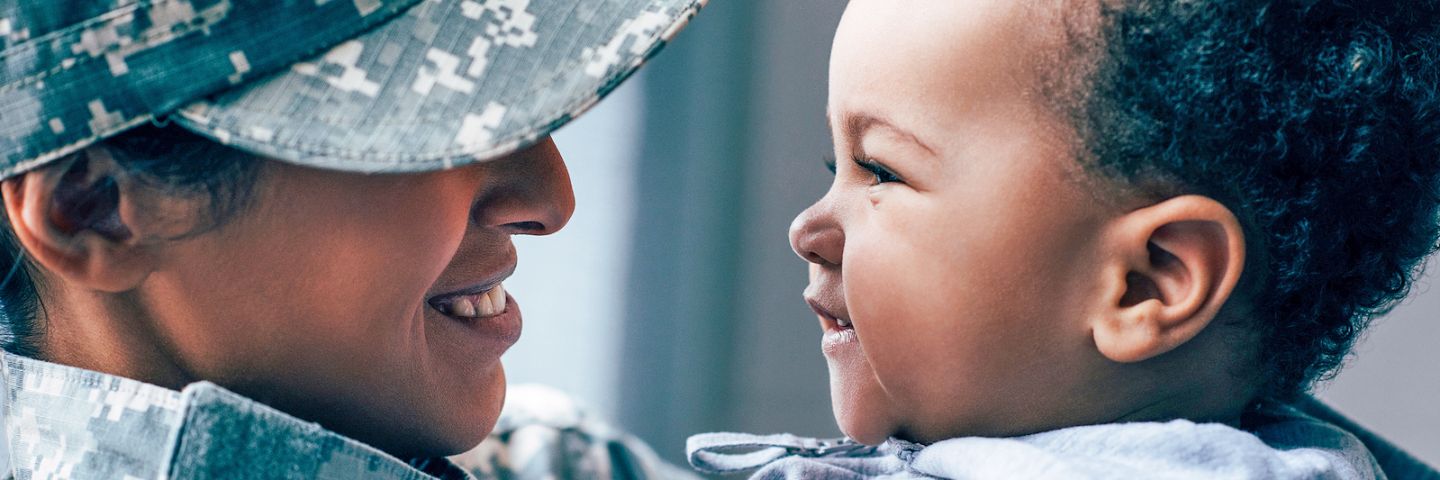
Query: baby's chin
834 408 897 446
826 357 899 445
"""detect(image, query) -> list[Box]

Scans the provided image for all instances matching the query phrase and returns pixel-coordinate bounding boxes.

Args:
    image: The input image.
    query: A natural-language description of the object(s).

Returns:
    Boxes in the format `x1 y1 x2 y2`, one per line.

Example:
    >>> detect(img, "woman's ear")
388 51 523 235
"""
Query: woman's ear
1090 195 1246 363
1 146 156 293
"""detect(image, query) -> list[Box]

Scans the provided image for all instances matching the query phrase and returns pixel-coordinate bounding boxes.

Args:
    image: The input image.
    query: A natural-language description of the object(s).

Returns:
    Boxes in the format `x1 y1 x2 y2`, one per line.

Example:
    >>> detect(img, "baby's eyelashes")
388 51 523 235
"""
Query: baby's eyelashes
853 156 902 184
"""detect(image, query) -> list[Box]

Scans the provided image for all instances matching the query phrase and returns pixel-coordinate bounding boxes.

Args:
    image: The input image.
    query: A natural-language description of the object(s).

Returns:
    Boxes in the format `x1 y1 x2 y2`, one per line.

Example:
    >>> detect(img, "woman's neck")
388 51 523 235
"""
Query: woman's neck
38 284 194 390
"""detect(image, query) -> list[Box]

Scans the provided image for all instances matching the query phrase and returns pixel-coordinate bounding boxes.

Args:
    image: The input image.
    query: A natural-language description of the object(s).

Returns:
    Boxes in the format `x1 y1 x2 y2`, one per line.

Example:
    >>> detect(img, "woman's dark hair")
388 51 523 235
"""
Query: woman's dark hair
0 123 261 357
1059 0 1440 399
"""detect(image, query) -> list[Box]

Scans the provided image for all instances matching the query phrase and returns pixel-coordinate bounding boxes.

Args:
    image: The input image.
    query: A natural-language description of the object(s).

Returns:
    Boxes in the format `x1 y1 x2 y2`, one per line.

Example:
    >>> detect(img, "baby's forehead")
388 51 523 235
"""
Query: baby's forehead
831 0 1043 89
827 0 1084 152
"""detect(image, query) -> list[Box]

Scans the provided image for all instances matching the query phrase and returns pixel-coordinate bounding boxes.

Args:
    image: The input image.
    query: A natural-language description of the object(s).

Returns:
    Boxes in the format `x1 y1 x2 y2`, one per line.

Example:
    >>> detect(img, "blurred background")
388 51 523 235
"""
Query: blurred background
501 0 1440 468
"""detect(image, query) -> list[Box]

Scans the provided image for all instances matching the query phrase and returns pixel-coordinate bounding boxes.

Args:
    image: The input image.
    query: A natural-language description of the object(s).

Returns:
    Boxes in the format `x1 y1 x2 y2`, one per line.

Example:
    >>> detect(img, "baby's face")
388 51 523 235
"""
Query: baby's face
791 0 1118 444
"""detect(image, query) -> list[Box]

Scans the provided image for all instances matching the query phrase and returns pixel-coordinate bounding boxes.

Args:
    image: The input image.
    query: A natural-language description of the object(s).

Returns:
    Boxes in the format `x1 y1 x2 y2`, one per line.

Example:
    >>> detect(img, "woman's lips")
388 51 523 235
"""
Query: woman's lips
431 282 509 318
429 282 522 351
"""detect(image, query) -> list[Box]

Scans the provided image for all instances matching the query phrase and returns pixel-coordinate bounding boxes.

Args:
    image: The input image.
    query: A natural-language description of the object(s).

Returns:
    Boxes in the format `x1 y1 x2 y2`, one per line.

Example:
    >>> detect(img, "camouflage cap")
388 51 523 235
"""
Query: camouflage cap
0 0 704 178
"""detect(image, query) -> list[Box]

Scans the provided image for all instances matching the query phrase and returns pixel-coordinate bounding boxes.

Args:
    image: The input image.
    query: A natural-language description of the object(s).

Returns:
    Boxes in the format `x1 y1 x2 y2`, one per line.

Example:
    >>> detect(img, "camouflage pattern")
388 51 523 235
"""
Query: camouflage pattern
2 0 705 177
451 384 700 480
1 352 473 479
0 0 425 178
165 380 472 480
2 351 185 480
2 354 693 479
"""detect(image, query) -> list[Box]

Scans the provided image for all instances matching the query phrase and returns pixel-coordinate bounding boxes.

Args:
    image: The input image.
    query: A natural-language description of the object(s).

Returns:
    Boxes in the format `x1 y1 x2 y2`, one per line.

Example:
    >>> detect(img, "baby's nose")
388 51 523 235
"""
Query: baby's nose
789 201 843 267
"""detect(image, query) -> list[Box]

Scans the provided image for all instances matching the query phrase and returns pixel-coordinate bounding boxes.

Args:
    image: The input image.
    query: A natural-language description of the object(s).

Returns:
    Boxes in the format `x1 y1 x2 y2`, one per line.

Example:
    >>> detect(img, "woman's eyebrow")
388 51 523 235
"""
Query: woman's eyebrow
828 111 938 158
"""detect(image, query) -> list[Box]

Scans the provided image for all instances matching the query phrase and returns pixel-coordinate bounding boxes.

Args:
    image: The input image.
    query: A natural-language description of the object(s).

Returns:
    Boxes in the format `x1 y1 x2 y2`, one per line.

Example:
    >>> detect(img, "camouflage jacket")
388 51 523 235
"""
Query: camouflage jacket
1 352 693 479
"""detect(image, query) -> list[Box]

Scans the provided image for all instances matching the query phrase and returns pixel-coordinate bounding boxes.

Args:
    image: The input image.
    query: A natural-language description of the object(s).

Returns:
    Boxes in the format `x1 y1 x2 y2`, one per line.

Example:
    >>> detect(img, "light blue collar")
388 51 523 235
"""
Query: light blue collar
2 352 467 479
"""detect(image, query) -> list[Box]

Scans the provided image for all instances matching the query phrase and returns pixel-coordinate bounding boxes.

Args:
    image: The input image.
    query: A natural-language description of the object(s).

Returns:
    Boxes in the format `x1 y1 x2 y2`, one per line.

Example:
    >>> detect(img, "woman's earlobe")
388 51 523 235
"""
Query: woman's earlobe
1091 195 1246 363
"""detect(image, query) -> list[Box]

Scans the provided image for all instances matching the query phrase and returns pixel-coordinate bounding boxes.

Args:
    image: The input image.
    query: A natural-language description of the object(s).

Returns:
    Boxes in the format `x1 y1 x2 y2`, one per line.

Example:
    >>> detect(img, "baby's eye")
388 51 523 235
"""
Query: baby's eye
824 155 838 175
854 156 902 184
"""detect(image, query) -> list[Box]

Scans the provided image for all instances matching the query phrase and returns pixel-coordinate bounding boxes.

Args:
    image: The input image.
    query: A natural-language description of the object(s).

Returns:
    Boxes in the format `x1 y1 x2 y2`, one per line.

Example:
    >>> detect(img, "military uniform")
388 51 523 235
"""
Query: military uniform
0 0 704 478
2 0 703 174
2 352 695 479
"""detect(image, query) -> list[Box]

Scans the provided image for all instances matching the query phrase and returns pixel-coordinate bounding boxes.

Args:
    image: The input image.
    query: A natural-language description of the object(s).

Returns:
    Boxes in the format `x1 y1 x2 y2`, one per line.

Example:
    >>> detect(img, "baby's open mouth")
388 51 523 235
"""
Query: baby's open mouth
808 297 859 353
430 283 509 319
807 298 853 331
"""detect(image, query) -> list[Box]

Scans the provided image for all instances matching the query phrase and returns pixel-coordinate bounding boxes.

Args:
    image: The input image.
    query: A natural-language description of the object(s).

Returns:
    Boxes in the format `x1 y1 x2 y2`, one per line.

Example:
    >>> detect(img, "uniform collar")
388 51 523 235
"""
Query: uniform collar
2 351 470 479
3 351 184 479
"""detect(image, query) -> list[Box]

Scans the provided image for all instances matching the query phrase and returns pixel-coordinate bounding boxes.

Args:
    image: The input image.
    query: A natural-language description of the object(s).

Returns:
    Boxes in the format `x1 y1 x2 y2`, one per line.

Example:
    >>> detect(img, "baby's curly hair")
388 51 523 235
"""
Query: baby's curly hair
1051 0 1440 400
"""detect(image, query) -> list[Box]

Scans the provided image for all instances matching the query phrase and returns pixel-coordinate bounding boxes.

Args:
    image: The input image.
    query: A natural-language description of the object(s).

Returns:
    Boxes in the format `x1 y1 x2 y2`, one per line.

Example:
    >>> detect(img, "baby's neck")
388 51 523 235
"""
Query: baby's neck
1098 322 1262 429
1108 381 1251 428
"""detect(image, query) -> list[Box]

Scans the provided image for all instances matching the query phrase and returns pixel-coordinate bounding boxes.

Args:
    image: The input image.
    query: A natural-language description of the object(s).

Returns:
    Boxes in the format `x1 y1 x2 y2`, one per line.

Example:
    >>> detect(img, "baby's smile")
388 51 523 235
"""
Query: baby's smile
806 295 857 353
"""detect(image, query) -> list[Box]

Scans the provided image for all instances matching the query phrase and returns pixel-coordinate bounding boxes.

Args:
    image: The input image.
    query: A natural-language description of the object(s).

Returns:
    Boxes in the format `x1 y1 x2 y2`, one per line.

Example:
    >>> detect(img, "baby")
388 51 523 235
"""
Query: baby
690 0 1440 478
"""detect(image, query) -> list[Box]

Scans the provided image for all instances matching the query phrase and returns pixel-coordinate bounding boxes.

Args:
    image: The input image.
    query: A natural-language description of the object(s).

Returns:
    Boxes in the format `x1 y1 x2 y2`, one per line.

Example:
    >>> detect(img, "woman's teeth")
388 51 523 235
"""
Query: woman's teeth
445 283 508 318
836 317 852 328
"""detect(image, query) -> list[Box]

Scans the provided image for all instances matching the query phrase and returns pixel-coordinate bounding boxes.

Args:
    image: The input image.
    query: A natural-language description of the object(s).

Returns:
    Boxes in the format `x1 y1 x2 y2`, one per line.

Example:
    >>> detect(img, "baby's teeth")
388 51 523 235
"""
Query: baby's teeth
453 297 477 318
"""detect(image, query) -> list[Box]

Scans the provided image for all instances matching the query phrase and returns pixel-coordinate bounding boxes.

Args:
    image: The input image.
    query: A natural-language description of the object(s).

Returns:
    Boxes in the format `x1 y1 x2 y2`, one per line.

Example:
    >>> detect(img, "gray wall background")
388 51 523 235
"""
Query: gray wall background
1320 254 1440 466
616 0 843 458
511 0 1440 469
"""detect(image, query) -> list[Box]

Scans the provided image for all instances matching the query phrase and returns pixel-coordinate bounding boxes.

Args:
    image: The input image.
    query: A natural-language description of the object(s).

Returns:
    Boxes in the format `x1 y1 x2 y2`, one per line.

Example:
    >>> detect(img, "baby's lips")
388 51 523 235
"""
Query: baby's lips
806 295 852 328
804 282 851 320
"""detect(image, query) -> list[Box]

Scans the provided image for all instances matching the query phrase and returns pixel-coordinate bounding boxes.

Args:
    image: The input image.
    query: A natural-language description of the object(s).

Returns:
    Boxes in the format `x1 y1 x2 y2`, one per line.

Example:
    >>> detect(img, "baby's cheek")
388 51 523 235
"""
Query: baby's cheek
844 247 936 376
847 227 986 398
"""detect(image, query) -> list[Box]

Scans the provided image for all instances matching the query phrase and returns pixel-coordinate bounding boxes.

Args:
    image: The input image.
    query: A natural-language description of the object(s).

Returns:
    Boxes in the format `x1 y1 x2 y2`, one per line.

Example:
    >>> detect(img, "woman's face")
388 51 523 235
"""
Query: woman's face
143 137 573 457
790 0 1115 445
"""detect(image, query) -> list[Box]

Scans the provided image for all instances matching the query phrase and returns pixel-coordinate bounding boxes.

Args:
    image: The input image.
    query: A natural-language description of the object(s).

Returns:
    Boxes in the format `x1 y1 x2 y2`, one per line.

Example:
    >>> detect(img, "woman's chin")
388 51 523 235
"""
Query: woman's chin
391 410 500 459
385 368 508 459
436 373 509 455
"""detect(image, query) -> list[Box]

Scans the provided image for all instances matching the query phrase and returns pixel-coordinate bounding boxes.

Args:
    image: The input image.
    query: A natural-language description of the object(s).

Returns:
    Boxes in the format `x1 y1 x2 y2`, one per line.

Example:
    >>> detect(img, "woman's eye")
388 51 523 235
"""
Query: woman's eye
824 156 838 175
854 156 902 184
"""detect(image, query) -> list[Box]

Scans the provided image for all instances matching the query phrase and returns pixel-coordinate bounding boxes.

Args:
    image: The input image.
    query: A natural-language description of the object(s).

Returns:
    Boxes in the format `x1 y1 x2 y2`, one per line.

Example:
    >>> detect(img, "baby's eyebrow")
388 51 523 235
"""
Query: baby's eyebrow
829 111 938 158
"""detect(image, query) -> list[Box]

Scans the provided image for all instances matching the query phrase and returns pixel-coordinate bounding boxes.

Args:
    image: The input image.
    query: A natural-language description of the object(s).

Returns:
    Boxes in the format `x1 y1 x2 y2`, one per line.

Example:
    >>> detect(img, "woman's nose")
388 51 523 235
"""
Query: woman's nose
789 196 843 267
472 136 575 236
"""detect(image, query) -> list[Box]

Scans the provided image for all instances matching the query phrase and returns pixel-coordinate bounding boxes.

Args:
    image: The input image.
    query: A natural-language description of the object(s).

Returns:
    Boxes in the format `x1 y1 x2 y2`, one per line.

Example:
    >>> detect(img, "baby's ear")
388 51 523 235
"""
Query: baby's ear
1 146 158 293
1089 195 1246 363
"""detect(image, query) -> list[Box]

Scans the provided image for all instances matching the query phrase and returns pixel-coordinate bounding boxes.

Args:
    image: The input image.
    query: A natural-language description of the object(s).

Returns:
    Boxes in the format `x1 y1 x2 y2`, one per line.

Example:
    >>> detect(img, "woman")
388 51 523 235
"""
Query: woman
0 0 703 478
